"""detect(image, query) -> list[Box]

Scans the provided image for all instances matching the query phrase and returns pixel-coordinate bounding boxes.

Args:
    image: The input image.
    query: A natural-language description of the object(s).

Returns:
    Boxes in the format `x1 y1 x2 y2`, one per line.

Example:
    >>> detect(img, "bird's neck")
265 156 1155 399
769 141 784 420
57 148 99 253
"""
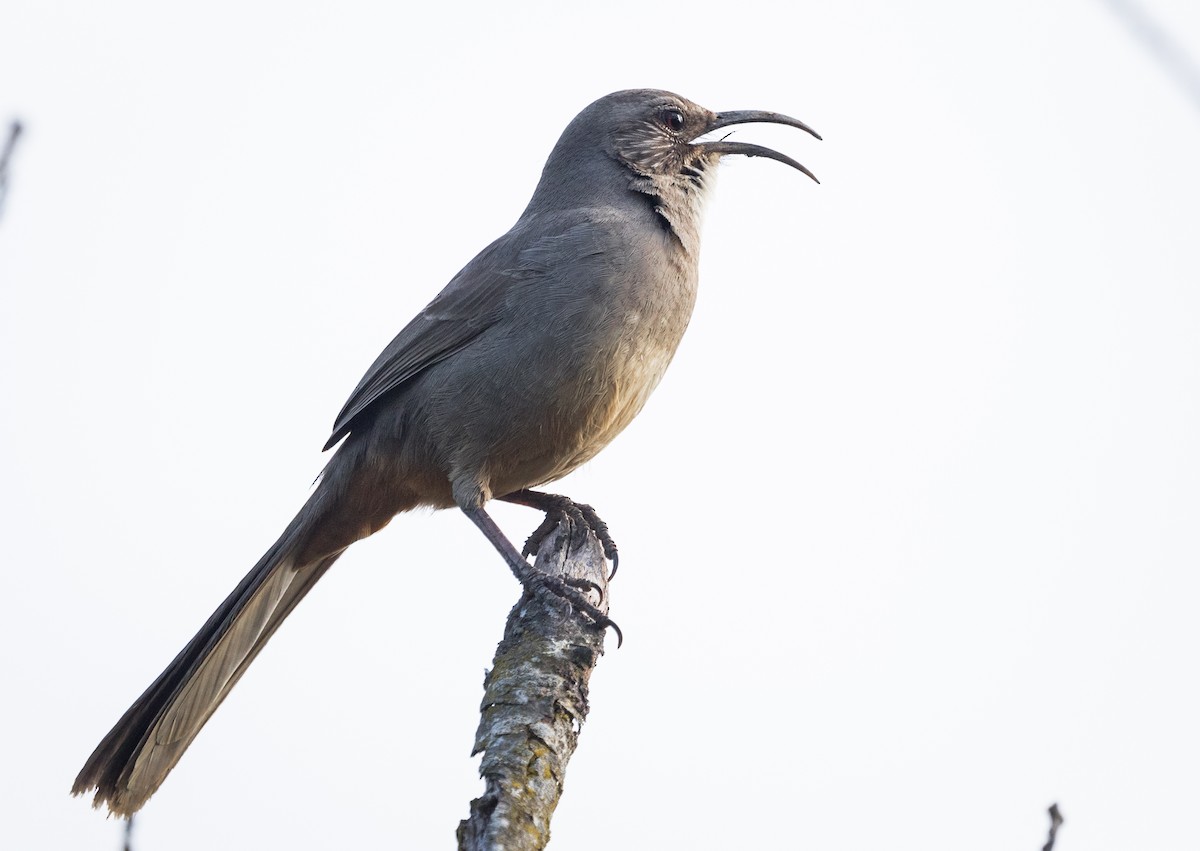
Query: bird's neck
626 160 717 258
522 147 717 258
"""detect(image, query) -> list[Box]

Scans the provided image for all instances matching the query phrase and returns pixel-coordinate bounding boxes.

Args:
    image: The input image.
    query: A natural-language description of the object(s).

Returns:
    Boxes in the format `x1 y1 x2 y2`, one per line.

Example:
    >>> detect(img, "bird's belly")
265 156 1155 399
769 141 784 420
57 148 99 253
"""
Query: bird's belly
562 346 673 468
489 318 683 494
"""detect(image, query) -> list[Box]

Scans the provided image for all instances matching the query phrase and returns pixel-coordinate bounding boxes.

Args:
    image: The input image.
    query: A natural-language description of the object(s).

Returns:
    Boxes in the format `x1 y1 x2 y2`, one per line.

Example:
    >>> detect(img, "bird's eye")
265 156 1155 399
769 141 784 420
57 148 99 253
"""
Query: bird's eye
662 109 686 133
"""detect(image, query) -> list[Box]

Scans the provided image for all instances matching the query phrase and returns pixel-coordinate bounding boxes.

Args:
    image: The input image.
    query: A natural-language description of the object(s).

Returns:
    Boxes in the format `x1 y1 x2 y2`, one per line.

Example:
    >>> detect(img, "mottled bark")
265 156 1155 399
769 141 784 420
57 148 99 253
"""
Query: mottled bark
457 520 611 851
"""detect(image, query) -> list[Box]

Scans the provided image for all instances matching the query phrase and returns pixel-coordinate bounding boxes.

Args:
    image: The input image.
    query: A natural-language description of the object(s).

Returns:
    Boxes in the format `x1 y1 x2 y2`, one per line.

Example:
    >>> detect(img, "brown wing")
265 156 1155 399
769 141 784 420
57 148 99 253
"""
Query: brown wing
323 216 615 450
323 237 516 450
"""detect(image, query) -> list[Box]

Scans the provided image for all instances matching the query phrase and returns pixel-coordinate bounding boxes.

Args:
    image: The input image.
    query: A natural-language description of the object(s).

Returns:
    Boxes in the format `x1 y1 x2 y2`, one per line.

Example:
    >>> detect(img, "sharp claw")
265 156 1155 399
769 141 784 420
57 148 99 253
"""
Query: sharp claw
599 617 623 648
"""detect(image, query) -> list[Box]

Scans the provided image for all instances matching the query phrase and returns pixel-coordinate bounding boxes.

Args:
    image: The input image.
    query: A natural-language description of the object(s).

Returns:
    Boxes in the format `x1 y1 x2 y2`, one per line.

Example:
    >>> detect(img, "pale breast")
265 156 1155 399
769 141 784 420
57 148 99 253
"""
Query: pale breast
530 267 698 485
464 206 703 497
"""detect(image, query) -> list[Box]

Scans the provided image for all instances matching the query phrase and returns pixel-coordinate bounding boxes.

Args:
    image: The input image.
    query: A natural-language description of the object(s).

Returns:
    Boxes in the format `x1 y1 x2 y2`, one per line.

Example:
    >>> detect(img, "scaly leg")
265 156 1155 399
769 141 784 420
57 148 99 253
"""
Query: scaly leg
460 503 622 646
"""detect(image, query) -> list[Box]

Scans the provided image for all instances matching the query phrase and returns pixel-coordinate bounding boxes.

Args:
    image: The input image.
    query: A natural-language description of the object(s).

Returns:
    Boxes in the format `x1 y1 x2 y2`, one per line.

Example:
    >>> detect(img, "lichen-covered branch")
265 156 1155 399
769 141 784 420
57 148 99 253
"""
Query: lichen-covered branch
457 520 611 851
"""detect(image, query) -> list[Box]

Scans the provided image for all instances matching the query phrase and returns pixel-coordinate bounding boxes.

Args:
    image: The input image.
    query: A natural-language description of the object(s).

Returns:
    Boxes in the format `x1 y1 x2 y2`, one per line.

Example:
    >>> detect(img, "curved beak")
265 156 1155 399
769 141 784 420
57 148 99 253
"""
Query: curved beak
694 109 822 184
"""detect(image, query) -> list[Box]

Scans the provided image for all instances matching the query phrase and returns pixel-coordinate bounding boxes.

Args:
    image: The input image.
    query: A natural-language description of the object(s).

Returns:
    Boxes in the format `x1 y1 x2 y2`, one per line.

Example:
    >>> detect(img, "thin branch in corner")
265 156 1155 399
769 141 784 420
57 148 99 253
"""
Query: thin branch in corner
0 120 23 221
1042 803 1064 851
457 518 612 851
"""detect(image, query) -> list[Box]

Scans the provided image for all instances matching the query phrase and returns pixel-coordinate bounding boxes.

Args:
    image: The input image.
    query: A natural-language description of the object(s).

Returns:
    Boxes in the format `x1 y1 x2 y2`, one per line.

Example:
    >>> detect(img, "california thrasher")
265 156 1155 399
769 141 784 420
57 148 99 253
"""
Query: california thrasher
73 88 819 817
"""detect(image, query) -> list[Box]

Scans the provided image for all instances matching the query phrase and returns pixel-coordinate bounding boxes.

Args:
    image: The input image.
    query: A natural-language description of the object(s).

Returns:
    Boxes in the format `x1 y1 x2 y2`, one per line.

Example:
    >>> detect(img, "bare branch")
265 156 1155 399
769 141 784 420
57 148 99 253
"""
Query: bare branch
457 519 612 851
0 120 23 221
1099 0 1200 112
1042 803 1064 851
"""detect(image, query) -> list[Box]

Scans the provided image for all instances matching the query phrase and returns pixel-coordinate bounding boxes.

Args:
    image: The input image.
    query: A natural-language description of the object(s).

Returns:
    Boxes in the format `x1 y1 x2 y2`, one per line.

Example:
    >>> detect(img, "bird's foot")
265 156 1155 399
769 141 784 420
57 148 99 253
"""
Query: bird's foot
523 571 623 648
501 490 619 578
460 500 622 646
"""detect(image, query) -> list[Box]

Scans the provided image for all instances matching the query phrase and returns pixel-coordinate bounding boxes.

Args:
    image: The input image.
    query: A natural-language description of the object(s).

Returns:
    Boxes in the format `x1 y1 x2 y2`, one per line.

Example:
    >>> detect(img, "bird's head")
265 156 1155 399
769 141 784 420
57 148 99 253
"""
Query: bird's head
597 89 821 183
522 89 819 252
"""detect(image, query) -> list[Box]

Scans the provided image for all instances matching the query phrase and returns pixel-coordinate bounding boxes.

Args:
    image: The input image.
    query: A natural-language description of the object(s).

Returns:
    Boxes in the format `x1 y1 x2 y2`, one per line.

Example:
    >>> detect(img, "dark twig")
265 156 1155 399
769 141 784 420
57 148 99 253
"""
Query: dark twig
0 120 23 221
123 815 135 851
457 517 612 851
1099 0 1200 113
1042 803 1064 851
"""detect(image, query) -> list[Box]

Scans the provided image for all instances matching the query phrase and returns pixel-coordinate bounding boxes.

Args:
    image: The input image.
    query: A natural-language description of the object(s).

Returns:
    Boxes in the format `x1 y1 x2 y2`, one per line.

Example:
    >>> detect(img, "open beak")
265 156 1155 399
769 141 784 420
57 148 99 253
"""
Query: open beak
693 109 822 184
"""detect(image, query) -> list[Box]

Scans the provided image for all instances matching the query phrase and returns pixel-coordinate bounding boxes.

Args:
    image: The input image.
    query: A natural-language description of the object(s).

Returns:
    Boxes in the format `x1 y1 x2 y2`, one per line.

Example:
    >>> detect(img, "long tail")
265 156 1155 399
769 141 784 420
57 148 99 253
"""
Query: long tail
72 469 355 817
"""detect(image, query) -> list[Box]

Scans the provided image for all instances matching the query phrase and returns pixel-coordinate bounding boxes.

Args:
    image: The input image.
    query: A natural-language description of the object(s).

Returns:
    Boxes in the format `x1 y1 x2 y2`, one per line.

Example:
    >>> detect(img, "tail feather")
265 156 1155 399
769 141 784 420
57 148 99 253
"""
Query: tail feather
72 502 343 817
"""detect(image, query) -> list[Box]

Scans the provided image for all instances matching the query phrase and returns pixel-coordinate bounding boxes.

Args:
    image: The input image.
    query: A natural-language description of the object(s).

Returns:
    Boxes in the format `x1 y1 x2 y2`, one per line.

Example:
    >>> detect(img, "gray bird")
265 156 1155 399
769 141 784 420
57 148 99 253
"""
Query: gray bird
72 88 819 817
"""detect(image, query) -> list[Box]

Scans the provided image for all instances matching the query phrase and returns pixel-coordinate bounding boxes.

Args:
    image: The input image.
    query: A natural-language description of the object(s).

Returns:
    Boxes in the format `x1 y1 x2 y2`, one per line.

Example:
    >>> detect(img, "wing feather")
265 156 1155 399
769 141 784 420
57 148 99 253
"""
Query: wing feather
323 238 516 449
323 217 616 450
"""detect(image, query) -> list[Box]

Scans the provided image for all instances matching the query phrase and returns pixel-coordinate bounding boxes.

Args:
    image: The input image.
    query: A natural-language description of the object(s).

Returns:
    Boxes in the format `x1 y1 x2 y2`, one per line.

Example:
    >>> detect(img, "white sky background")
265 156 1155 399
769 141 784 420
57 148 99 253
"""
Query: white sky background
2 1 1199 848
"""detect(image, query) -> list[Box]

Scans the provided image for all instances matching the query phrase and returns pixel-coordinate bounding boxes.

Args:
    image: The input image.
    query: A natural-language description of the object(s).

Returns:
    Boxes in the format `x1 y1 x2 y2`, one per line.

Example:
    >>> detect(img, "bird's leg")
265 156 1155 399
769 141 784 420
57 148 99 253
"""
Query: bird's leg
497 489 620 578
460 503 622 646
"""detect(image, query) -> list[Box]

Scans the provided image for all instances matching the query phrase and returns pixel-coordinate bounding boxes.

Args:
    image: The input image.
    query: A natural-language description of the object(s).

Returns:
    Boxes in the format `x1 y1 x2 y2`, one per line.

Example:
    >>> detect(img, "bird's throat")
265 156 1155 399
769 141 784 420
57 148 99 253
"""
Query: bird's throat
628 165 716 257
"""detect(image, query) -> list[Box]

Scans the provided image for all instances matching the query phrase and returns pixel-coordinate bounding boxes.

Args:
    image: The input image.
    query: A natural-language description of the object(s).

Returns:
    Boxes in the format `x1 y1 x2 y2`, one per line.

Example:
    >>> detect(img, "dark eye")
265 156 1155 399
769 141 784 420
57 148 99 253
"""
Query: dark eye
662 109 686 133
